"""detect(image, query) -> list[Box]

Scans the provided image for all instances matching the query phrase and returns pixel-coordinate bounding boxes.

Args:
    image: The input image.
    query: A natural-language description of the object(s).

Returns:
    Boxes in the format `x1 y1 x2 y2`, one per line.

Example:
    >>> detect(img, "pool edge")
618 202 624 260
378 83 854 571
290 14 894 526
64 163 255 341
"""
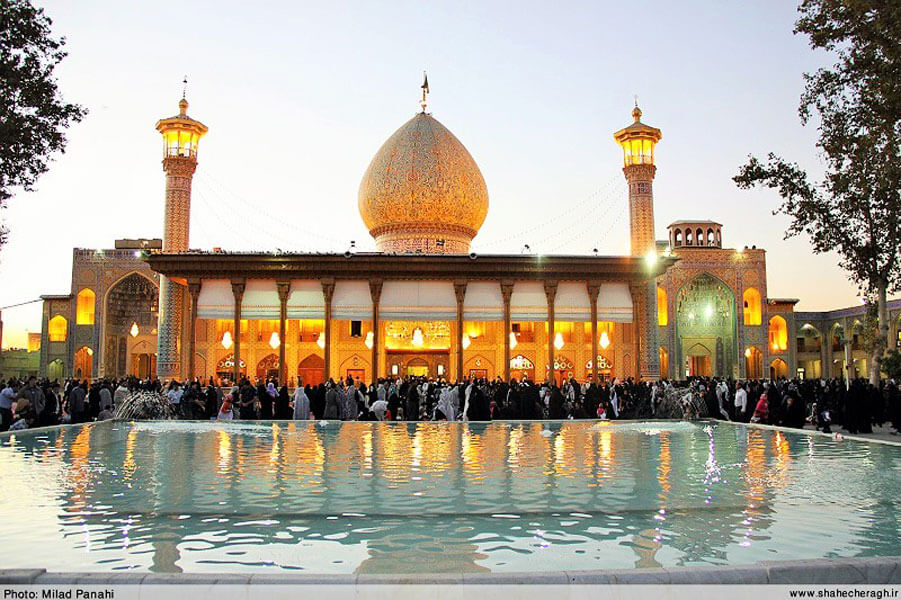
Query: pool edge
3 556 898 585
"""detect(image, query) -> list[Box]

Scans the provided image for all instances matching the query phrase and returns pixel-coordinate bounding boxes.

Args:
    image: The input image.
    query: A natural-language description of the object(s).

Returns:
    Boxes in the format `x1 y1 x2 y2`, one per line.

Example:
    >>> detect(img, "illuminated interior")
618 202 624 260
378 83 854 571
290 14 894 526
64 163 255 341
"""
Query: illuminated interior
742 287 761 326
74 346 93 379
744 346 762 378
768 315 788 351
76 289 95 325
657 286 668 326
48 315 67 342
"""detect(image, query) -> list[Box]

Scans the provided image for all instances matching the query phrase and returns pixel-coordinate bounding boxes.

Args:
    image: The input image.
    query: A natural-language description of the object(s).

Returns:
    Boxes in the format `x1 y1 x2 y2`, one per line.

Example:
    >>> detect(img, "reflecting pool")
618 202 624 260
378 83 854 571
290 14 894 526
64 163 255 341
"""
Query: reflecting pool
0 420 898 574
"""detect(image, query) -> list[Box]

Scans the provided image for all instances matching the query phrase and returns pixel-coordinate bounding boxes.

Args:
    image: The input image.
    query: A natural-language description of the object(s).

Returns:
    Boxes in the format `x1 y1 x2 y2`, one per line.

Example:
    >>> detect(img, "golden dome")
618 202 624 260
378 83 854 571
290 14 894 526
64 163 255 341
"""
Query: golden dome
358 112 489 254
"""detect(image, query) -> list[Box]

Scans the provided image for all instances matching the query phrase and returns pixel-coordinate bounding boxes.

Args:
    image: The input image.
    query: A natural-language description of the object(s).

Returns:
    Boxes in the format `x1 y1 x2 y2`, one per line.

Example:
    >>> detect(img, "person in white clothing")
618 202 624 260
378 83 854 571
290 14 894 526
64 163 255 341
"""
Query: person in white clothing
734 382 748 421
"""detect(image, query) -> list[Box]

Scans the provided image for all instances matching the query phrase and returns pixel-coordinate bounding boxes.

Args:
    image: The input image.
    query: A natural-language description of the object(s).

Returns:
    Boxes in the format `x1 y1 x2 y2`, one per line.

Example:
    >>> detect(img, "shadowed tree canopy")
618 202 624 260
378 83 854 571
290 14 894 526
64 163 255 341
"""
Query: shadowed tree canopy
734 0 901 383
0 0 86 248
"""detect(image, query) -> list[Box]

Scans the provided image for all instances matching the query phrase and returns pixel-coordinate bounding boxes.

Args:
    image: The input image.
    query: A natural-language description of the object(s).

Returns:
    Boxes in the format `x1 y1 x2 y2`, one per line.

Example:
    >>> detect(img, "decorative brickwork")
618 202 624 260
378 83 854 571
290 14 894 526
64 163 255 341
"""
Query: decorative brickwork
157 156 198 379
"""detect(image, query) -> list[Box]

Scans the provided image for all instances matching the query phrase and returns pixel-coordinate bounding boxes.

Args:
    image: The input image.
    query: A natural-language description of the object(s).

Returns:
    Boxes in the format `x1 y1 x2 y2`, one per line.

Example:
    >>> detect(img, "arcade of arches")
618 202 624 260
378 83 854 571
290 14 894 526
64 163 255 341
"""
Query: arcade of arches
192 316 636 385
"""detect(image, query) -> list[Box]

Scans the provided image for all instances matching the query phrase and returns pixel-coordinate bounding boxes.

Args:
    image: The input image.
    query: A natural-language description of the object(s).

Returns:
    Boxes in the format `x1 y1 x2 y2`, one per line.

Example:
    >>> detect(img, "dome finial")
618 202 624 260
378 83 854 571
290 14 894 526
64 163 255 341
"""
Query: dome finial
178 75 189 116
420 71 429 113
632 95 642 122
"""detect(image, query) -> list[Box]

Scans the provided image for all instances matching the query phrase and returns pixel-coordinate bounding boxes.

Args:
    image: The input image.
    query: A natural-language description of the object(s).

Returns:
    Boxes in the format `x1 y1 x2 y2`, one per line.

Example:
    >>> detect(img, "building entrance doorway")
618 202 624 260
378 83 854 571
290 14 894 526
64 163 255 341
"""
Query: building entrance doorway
686 343 712 377
386 350 449 379
131 353 155 379
407 358 429 377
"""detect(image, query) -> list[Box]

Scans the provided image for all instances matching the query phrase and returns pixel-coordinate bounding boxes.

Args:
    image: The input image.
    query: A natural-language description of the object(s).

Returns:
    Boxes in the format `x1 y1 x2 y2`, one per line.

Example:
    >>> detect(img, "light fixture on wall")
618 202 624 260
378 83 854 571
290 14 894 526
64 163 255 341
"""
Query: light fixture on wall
221 331 233 350
269 331 280 349
599 331 610 350
364 331 374 349
437 364 445 376
554 332 565 350
130 322 139 338
412 327 424 347
391 364 399 376
461 333 471 350
317 332 326 349
744 348 751 357
509 331 518 350
86 347 94 356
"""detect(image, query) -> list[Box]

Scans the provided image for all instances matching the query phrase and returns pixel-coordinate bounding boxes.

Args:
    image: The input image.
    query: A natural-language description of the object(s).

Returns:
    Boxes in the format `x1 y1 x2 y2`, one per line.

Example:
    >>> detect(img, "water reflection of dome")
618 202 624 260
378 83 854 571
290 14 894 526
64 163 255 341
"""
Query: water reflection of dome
358 112 489 254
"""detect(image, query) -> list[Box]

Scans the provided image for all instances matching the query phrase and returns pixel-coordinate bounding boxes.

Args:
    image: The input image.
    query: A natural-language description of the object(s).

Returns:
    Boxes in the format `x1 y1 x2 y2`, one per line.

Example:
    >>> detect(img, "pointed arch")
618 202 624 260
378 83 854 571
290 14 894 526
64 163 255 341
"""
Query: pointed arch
48 315 68 342
76 289 95 325
768 315 788 352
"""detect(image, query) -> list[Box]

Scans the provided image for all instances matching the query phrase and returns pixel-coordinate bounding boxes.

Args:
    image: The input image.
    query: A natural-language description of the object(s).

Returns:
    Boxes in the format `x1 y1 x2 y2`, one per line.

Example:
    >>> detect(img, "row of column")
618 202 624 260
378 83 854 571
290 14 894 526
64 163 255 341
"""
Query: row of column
183 278 649 384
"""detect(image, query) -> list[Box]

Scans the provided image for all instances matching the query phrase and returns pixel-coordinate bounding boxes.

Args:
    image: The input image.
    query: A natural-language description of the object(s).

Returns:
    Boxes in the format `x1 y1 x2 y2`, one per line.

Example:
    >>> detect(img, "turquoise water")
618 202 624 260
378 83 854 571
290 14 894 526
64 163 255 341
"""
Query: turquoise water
0 420 898 574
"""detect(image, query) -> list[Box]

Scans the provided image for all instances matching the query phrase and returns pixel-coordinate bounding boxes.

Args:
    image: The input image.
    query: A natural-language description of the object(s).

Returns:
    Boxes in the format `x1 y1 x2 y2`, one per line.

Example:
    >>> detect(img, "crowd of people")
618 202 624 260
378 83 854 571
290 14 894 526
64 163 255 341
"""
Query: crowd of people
1 372 899 436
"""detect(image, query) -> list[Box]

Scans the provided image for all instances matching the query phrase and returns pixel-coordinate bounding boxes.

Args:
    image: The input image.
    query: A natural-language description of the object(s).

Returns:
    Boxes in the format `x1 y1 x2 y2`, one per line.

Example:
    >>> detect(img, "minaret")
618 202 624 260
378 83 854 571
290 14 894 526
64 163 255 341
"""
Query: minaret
154 92 208 380
614 102 662 257
614 103 662 380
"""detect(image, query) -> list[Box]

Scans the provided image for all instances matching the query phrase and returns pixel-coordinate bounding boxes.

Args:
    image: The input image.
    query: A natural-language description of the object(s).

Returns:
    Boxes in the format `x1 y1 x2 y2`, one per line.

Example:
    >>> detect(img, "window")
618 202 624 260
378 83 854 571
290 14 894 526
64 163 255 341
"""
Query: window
743 288 761 326
657 287 668 326
350 320 362 337
48 315 67 342
76 289 95 325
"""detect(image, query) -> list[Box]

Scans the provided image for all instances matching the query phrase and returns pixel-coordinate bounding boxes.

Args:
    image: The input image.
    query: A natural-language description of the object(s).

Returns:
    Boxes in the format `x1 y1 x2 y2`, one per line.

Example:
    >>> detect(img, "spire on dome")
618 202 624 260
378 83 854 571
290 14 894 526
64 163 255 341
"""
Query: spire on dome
420 71 429 113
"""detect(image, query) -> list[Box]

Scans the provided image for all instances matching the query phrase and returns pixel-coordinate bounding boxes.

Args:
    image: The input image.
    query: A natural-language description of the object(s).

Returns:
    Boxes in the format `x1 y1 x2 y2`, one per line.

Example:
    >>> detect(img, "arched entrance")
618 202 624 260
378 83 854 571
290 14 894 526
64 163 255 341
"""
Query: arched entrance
129 340 155 379
74 346 93 380
297 354 324 386
509 354 535 381
256 354 279 380
744 346 762 379
551 355 574 385
770 358 788 379
407 357 429 378
686 343 712 377
675 273 737 378
47 359 64 381
104 273 158 379
216 354 246 382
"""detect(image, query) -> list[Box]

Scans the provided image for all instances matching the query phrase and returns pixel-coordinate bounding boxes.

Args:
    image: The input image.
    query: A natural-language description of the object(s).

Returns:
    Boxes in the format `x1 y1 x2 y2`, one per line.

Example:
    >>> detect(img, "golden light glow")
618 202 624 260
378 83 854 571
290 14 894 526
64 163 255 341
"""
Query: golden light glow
553 332 565 350
268 331 280 350
156 98 208 160
613 105 662 167
462 333 471 350
48 315 67 342
317 332 326 349
221 330 233 350
86 347 94 356
743 288 762 326
75 289 95 325
768 315 788 351
599 331 611 350
130 322 140 338
509 331 518 350
364 330 374 349
645 249 657 269
744 348 751 358
657 286 668 326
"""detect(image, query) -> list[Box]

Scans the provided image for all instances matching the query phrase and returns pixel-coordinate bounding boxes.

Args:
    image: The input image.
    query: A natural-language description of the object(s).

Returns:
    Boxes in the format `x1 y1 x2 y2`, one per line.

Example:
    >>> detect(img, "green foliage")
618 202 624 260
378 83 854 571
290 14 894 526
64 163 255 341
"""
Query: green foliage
0 0 86 247
733 1 901 300
881 350 901 380
734 1 901 382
